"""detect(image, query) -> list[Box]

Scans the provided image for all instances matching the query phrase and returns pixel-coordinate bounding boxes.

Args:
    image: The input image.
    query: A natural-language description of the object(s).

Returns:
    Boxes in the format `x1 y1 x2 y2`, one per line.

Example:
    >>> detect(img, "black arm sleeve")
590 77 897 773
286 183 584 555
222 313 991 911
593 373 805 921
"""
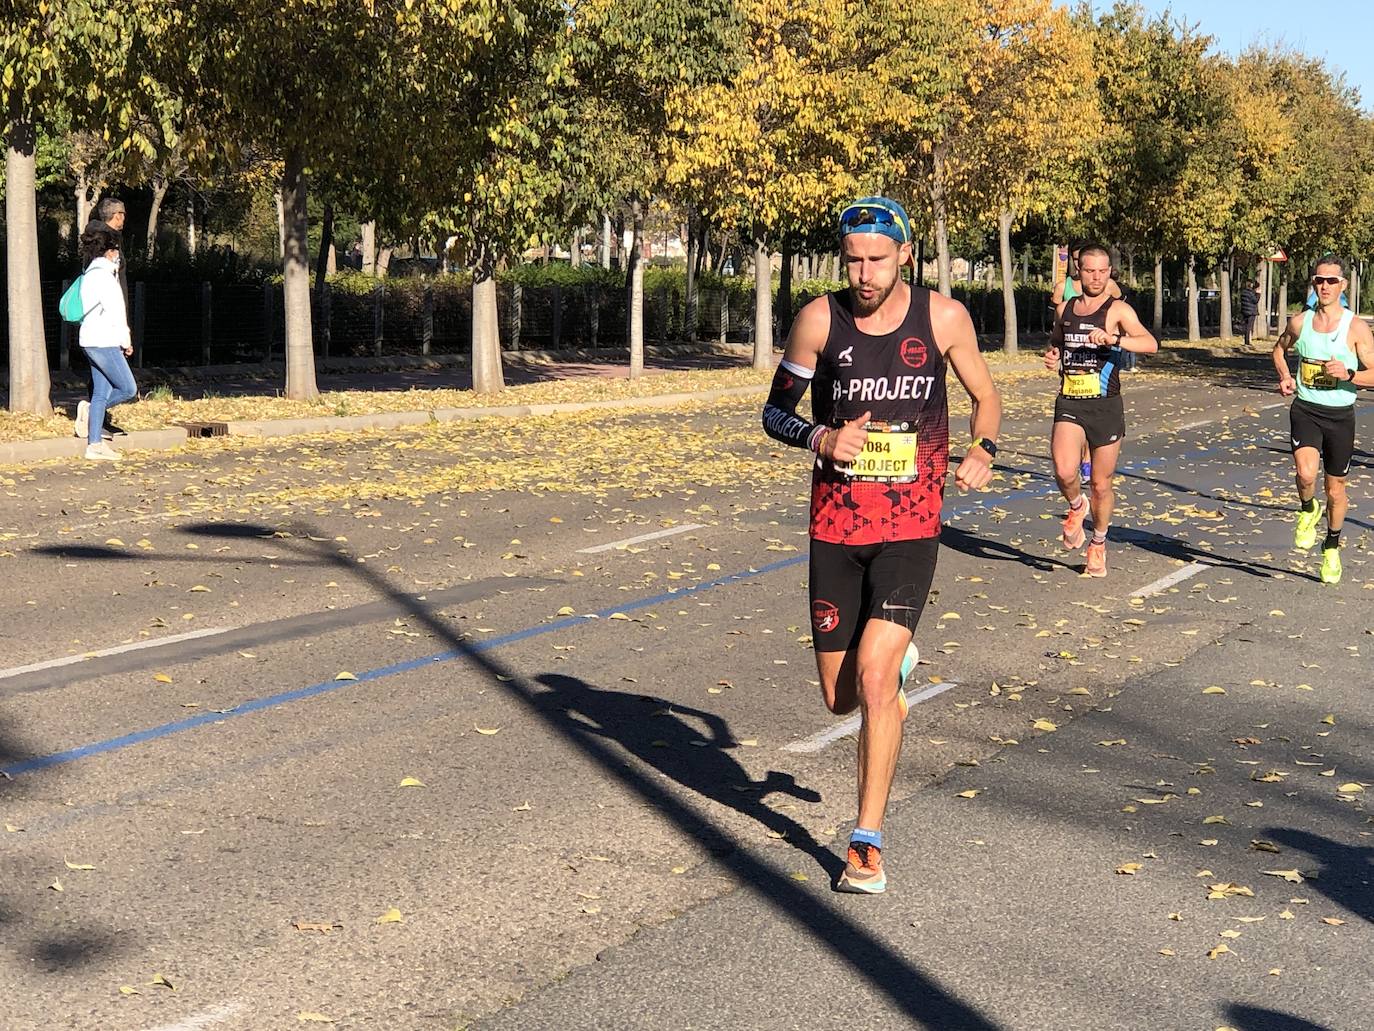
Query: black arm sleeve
762 361 823 451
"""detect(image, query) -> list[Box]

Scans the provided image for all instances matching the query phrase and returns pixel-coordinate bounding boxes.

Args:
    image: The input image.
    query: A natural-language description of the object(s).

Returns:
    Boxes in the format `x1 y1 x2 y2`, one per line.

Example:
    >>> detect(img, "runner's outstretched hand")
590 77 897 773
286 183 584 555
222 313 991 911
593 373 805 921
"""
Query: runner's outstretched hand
826 411 871 463
1043 347 1059 371
1278 375 1295 396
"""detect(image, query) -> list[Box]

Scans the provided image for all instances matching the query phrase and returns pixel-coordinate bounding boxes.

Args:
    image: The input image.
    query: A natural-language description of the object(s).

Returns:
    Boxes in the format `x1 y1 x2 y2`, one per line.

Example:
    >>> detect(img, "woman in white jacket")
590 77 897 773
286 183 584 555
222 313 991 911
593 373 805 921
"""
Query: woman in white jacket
74 223 137 460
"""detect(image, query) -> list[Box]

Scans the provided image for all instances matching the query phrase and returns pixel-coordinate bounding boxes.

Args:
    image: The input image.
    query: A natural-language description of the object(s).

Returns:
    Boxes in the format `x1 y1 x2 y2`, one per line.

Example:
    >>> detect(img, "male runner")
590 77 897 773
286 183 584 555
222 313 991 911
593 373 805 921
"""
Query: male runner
1043 243 1157 577
762 196 1002 894
1273 256 1373 584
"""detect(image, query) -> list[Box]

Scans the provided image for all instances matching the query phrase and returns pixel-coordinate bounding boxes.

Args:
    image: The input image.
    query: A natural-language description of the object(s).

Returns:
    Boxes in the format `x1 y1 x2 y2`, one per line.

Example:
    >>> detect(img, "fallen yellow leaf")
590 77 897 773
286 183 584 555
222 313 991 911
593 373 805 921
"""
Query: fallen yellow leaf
153 673 173 684
475 726 501 736
398 777 426 788
334 671 358 681
376 908 403 924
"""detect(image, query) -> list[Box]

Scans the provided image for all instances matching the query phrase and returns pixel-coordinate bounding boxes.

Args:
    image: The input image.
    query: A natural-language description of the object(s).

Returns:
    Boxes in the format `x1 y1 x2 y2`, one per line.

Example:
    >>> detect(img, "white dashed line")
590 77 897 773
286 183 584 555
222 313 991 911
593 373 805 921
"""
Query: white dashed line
782 681 959 753
0 627 232 681
577 524 705 553
142 1000 247 1031
1131 562 1210 598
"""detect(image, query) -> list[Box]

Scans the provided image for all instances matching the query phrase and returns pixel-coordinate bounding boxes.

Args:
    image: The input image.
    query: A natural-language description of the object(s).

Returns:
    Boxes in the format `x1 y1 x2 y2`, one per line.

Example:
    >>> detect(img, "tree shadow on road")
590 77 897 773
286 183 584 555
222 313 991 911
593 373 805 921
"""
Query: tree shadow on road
940 524 1071 572
1223 1005 1335 1031
1262 828 1374 925
532 673 839 878
154 518 1008 1031
1112 526 1317 583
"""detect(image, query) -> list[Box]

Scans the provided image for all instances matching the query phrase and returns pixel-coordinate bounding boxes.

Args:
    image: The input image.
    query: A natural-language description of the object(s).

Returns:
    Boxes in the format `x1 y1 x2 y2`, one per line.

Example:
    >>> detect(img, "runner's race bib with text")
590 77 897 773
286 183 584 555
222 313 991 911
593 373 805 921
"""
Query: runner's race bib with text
839 423 918 482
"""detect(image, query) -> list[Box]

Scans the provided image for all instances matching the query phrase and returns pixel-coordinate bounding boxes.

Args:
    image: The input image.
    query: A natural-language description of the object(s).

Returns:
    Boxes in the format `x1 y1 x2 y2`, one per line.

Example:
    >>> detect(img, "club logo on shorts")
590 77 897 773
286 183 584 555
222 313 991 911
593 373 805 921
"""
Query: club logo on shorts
779 372 794 391
812 599 840 633
899 337 928 369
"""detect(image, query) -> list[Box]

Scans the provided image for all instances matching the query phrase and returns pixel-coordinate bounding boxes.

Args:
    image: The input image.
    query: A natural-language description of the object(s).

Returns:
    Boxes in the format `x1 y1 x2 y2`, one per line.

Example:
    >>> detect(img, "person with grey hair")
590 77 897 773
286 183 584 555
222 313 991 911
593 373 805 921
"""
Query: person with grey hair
1274 255 1374 584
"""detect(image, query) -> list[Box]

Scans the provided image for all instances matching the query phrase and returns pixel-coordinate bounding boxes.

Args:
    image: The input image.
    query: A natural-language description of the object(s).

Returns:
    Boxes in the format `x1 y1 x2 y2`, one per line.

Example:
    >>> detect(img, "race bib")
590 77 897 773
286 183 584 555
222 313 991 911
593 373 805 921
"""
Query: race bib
1299 358 1338 390
1062 371 1101 398
842 430 918 481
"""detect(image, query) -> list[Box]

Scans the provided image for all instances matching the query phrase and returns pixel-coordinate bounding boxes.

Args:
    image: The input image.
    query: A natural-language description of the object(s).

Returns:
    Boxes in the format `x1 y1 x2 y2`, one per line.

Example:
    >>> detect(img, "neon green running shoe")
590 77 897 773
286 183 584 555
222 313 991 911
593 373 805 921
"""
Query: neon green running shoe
1320 546 1342 585
1294 501 1324 550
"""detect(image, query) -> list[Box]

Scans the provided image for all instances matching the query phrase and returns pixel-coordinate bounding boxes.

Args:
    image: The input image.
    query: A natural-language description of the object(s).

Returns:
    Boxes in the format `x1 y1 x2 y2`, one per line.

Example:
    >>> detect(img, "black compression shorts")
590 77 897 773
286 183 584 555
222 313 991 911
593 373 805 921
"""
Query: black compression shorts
808 537 939 653
1290 398 1356 477
1054 394 1126 451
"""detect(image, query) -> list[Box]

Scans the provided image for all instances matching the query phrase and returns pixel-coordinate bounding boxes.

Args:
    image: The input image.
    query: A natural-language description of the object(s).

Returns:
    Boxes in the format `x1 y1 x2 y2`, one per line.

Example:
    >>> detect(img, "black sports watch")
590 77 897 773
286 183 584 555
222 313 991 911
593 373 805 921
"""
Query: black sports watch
971 437 998 460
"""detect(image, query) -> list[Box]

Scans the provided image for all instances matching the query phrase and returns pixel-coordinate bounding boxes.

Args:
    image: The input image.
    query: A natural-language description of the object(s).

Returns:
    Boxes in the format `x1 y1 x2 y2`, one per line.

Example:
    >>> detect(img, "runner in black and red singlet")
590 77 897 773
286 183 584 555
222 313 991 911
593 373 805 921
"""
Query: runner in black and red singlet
762 196 1002 894
1043 243 1157 578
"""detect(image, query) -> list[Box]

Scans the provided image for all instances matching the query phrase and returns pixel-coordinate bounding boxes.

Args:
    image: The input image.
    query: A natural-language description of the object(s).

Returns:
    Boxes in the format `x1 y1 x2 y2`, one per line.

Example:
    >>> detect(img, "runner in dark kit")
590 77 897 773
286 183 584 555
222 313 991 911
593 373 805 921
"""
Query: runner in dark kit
1043 243 1157 577
763 196 1002 894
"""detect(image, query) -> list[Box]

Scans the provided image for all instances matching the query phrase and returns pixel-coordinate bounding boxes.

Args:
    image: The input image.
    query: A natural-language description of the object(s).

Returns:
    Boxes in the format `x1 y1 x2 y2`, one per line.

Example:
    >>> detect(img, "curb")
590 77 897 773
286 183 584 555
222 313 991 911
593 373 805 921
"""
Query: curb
0 428 189 466
1 384 768 464
227 384 769 439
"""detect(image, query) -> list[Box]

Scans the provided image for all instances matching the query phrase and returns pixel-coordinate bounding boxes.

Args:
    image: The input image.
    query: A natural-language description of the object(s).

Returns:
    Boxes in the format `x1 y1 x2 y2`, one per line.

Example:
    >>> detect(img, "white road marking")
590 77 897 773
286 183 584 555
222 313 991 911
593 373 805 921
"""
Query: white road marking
143 1000 247 1031
577 523 705 554
0 627 232 681
1131 561 1210 598
782 681 958 754
1174 400 1284 432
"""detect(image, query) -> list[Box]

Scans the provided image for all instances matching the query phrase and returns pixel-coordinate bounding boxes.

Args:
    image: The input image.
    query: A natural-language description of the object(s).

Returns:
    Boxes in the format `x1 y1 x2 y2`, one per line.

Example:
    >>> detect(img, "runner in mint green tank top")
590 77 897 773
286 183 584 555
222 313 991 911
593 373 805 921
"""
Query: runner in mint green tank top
1273 256 1374 584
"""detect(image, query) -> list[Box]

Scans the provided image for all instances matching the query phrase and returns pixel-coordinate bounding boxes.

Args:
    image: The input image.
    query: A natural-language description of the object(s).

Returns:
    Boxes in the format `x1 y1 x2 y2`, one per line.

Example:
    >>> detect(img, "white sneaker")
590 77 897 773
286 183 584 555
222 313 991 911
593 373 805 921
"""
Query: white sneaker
84 442 121 461
74 400 90 439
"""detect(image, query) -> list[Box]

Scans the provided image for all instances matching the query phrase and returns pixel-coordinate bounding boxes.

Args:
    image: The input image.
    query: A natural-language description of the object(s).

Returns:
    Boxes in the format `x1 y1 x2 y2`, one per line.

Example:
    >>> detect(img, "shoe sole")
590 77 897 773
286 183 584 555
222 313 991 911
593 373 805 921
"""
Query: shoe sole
835 874 886 894
1063 529 1086 550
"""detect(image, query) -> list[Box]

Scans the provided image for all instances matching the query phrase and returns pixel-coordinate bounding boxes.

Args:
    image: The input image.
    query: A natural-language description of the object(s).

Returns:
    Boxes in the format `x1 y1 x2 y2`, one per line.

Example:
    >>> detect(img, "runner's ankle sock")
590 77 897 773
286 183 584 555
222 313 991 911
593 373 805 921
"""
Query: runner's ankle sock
850 827 882 850
1069 495 1086 512
1091 532 1107 546
1302 497 1317 513
1325 529 1341 550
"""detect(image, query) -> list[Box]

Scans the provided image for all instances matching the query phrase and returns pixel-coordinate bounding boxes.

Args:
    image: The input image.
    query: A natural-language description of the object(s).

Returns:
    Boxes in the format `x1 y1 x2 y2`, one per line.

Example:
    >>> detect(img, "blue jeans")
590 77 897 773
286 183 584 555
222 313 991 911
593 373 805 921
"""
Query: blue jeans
85 347 137 445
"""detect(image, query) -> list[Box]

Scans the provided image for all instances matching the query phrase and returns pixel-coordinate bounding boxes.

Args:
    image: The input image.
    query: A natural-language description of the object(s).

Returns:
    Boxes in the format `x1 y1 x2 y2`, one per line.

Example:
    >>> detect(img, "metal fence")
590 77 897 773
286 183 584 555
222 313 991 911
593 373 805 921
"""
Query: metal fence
4 278 1239 372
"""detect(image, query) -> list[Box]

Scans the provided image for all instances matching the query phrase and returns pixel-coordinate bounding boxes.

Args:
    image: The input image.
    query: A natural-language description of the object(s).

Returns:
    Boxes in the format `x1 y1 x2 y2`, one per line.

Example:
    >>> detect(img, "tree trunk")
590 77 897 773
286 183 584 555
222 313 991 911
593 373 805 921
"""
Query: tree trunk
915 238 925 288
281 147 317 400
776 240 793 342
684 207 699 341
314 202 334 308
570 228 582 268
998 209 1017 353
753 237 772 369
275 188 286 258
471 251 505 393
1219 254 1232 342
1278 272 1289 326
186 193 198 254
1349 262 1360 314
626 198 645 378
932 145 952 297
1186 253 1200 341
75 170 99 235
6 112 51 415
376 246 392 278
361 220 376 275
1152 254 1164 337
146 175 170 258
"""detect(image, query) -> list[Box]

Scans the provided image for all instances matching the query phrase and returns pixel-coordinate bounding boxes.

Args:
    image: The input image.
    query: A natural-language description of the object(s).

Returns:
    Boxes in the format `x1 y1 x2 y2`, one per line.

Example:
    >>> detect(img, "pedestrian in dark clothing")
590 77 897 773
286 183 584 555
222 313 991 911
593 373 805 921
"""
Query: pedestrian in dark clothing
1239 279 1260 346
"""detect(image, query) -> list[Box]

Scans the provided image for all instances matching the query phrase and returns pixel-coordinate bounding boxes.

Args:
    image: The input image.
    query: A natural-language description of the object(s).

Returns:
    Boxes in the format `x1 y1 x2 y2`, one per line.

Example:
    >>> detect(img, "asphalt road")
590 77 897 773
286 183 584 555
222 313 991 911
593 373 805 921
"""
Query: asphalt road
1 361 1370 1031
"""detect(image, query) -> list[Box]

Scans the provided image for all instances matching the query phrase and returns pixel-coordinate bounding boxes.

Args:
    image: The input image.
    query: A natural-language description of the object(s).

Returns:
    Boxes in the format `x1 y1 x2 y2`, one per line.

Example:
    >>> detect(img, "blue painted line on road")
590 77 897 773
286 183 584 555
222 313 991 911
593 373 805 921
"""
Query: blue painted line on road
1 556 806 779
0 437 1239 781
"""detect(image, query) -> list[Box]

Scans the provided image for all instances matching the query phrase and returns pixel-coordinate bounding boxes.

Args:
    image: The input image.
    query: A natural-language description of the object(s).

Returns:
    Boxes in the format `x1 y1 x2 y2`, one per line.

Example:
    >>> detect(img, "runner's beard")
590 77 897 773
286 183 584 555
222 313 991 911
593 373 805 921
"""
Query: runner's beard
852 277 896 317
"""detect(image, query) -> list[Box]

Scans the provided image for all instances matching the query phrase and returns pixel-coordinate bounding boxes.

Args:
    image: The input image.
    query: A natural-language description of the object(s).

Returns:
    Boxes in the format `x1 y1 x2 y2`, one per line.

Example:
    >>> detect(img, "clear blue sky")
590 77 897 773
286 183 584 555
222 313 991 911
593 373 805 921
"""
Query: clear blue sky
1091 1 1372 112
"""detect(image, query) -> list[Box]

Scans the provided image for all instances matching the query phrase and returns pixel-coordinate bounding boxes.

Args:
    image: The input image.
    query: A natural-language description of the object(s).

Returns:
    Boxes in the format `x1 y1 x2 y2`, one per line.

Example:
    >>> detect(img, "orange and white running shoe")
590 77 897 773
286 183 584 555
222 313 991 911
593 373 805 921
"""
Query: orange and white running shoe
1062 501 1087 550
1084 540 1107 577
836 842 886 894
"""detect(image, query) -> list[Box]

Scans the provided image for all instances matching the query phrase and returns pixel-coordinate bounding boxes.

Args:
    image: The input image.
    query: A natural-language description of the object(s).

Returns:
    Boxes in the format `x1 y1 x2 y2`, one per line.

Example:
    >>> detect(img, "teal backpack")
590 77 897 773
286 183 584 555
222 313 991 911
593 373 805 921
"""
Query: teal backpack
58 276 87 323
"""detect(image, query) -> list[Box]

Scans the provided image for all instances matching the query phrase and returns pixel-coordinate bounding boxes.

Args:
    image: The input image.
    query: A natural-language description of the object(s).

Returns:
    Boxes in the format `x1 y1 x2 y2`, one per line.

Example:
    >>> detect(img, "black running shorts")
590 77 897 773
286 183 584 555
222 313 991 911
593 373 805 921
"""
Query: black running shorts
1054 394 1126 450
1290 398 1356 477
808 537 939 653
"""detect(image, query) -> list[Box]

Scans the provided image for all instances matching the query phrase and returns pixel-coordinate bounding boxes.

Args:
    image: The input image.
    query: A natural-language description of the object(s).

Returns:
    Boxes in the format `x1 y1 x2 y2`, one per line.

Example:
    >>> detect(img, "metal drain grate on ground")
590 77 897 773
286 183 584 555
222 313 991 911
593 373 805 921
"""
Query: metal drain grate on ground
178 421 230 438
